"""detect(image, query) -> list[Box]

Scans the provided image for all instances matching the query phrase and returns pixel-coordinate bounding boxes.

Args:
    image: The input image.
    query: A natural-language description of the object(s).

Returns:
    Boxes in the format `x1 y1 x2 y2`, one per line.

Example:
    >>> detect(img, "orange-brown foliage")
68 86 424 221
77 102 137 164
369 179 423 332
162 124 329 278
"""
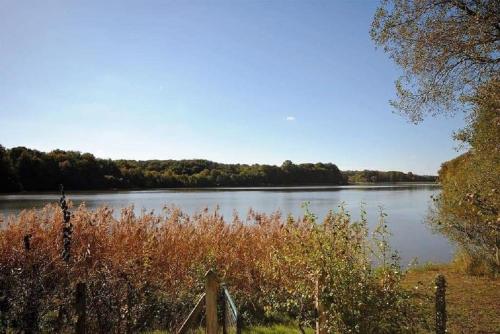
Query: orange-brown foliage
0 204 309 332
0 203 423 333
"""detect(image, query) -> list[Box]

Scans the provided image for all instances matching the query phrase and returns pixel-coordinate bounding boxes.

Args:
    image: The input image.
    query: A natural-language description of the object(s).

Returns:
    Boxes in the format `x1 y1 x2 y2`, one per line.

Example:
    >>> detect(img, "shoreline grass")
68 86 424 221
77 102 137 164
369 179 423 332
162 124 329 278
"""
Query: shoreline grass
403 264 500 333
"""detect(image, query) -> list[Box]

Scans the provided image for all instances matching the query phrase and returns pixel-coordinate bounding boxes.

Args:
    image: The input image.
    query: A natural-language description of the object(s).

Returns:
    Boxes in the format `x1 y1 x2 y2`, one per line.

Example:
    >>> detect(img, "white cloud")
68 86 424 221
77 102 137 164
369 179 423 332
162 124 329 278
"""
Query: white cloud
286 116 296 121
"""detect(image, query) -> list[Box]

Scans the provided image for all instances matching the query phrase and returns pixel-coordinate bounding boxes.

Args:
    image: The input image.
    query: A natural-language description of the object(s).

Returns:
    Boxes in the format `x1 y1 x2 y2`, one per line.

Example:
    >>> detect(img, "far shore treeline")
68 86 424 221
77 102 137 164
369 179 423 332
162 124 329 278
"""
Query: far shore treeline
0 145 436 192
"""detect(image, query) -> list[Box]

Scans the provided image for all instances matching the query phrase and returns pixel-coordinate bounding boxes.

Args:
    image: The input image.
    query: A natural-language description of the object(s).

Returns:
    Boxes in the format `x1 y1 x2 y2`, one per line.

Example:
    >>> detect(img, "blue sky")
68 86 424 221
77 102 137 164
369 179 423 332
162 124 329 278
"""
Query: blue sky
0 0 465 174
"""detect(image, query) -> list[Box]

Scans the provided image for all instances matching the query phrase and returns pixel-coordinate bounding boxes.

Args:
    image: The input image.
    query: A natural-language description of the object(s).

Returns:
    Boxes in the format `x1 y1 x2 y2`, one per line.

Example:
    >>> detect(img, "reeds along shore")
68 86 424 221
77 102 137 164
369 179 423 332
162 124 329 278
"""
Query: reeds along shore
0 204 424 333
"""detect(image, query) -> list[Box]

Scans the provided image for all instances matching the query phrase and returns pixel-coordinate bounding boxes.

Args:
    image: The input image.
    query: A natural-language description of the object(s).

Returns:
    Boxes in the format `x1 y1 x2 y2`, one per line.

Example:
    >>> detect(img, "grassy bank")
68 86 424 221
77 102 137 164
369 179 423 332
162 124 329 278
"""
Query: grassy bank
403 264 500 333
151 266 499 333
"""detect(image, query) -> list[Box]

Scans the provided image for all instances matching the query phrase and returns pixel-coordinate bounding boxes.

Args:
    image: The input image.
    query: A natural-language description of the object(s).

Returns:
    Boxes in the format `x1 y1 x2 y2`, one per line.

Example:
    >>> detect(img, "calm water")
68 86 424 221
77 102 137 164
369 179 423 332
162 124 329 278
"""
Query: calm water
0 184 453 265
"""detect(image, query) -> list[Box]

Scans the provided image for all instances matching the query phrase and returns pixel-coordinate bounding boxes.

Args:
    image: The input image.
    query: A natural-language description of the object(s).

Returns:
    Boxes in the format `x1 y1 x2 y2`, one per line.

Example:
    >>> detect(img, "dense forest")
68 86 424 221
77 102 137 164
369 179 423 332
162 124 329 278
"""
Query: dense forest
0 145 435 192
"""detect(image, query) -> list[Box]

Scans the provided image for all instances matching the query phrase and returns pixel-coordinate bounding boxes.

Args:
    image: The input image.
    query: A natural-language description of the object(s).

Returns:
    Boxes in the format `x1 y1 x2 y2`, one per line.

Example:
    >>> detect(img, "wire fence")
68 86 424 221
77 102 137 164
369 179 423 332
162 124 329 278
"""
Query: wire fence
222 285 240 334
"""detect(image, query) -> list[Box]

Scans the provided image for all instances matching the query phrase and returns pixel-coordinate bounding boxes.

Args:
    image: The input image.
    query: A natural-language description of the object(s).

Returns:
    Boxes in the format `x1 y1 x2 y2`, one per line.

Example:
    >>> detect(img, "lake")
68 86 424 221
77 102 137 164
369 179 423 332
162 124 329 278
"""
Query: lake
0 184 453 265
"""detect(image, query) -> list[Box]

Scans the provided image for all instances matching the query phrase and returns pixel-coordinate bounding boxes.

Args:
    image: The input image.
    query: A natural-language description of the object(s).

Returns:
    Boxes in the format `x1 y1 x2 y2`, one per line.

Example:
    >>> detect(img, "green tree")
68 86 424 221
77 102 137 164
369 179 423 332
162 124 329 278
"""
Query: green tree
372 0 499 274
432 81 499 272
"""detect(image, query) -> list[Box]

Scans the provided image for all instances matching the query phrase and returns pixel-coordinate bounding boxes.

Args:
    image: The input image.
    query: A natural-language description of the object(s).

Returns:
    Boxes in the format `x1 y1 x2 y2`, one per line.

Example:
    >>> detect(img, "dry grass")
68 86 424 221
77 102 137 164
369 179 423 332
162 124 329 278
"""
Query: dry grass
404 264 500 333
1 203 292 332
0 203 428 332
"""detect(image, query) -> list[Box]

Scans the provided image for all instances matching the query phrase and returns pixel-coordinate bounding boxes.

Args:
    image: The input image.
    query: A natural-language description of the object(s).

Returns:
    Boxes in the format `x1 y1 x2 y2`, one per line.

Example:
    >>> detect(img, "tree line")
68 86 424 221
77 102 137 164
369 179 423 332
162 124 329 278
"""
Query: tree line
343 170 435 183
0 145 435 192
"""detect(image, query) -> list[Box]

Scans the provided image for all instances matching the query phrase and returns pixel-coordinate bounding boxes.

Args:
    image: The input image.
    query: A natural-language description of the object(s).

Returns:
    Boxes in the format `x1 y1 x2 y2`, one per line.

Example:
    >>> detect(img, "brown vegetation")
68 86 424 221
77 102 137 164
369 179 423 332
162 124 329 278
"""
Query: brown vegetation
0 204 422 333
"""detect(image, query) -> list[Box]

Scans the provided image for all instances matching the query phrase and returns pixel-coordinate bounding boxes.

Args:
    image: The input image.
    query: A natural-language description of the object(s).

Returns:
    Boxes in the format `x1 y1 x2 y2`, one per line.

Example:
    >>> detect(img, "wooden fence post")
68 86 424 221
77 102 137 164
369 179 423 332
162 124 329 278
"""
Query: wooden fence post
205 270 219 334
75 282 86 334
315 275 326 334
126 282 133 334
435 274 446 334
236 315 242 334
0 286 7 334
221 284 227 334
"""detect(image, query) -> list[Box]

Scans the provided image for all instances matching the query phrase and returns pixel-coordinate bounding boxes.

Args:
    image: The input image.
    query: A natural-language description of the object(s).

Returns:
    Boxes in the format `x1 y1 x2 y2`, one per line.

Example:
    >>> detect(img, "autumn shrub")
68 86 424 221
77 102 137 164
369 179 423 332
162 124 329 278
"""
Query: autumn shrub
0 203 425 333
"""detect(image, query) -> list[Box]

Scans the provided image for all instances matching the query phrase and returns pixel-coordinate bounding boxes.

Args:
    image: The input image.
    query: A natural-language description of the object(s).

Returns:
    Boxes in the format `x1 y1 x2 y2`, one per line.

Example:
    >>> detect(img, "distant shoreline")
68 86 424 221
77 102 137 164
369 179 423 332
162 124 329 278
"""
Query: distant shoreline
1 146 438 193
1 182 440 195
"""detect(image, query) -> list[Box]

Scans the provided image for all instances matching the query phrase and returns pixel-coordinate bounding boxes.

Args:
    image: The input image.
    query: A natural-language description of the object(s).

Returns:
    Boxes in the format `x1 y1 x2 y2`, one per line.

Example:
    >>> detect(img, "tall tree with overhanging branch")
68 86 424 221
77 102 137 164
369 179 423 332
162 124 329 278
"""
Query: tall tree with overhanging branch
371 0 499 123
371 0 499 273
